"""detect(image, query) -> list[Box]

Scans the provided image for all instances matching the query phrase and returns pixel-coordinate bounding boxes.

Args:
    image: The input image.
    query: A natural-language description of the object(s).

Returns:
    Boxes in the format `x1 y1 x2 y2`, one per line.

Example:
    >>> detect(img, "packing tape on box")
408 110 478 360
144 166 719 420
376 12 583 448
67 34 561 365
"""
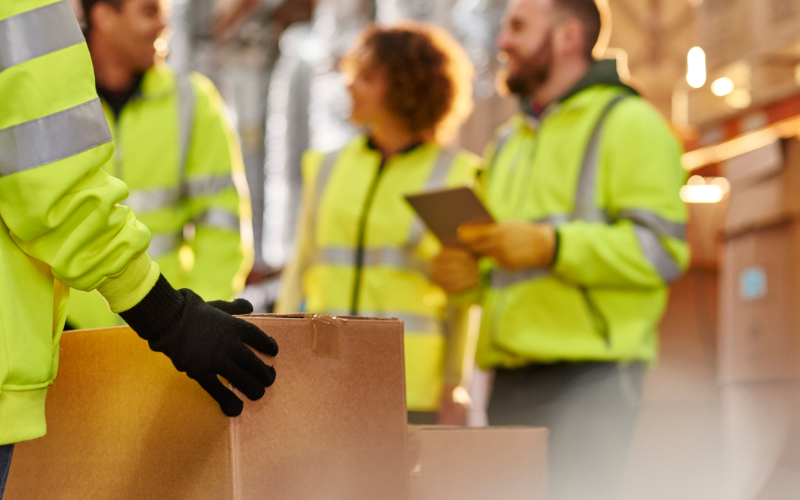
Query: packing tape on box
305 314 341 359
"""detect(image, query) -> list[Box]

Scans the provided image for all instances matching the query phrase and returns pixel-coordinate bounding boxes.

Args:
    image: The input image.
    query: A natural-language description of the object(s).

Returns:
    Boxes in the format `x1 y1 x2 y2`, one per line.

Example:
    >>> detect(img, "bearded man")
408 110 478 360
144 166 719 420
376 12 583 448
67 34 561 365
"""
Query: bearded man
430 0 689 498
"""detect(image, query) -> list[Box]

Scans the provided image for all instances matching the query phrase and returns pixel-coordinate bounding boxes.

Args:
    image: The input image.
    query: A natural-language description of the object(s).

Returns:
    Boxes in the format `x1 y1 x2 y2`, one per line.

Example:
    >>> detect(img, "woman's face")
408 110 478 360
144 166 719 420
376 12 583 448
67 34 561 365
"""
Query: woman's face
347 53 391 127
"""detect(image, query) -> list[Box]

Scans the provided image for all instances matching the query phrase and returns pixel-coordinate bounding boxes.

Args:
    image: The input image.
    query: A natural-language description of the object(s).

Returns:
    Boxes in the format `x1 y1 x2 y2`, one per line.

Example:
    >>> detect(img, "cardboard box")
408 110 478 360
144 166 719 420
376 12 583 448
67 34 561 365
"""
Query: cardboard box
719 139 800 383
407 426 548 500
5 314 409 500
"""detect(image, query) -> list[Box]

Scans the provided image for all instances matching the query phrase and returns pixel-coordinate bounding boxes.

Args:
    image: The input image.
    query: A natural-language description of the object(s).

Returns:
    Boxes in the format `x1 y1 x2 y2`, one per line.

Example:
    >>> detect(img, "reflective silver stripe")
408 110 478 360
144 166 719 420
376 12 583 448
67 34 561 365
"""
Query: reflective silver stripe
394 314 442 334
122 187 179 214
194 208 240 231
148 233 181 258
176 74 195 180
633 225 682 283
490 267 551 289
324 310 442 334
0 0 84 72
572 95 627 223
0 99 112 177
314 150 339 210
407 149 458 248
316 246 428 274
618 209 686 241
184 175 236 197
122 176 236 213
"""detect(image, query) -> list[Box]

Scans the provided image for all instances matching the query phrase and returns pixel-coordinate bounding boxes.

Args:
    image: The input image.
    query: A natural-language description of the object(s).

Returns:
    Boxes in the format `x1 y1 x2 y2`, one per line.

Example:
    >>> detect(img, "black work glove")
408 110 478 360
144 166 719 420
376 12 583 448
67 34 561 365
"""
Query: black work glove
120 275 278 417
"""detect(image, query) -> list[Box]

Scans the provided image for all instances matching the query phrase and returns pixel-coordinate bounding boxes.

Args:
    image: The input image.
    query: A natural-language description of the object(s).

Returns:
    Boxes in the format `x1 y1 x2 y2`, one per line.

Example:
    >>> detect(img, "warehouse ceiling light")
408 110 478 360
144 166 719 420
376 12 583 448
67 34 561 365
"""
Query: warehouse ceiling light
711 77 734 96
680 176 726 203
687 47 706 88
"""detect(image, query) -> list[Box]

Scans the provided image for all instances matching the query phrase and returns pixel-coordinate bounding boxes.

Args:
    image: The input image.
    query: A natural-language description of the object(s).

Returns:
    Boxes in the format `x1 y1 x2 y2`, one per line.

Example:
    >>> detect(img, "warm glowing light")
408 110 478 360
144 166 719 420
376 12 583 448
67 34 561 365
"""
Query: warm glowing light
687 47 706 88
687 175 705 186
711 77 734 96
726 88 751 109
681 185 724 203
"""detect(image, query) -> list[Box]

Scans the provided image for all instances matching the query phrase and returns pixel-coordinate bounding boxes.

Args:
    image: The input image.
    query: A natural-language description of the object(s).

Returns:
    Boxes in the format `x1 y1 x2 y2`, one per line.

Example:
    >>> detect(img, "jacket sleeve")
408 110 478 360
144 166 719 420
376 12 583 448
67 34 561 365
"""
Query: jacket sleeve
274 150 325 314
181 73 251 301
0 0 158 314
553 99 690 288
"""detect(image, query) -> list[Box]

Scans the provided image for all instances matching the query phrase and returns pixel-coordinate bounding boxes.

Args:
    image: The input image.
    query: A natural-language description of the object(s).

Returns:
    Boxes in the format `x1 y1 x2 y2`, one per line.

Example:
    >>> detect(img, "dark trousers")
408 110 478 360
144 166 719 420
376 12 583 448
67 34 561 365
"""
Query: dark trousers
488 362 644 500
0 444 13 500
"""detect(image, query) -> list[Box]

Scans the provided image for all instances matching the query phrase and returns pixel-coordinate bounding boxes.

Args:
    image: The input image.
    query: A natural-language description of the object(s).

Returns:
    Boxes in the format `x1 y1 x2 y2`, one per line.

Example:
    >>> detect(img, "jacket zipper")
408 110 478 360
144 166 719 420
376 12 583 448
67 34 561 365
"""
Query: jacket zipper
350 159 386 315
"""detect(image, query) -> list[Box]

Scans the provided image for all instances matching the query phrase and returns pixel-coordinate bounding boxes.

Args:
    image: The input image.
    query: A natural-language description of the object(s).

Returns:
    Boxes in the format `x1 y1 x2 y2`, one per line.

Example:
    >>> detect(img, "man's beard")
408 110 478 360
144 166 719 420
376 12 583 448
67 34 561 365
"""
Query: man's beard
502 31 554 98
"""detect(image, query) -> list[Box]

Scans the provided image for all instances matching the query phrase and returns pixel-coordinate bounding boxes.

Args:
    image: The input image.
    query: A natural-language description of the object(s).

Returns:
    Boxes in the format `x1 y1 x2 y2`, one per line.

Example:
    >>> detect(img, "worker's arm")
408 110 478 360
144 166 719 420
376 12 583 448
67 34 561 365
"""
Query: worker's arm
182 74 251 301
0 2 276 417
0 0 157 310
553 99 690 288
274 150 325 314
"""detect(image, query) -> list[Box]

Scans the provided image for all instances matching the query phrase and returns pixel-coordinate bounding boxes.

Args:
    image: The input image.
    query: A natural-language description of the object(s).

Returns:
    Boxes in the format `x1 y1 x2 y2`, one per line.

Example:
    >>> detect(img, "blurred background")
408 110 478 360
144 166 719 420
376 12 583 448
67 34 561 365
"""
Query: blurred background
69 0 800 498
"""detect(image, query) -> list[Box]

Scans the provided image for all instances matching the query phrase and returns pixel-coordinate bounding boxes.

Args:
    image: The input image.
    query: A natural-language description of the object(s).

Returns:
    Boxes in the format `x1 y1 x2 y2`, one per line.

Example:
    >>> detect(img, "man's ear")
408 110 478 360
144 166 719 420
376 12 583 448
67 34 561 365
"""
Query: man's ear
90 2 118 35
553 17 585 58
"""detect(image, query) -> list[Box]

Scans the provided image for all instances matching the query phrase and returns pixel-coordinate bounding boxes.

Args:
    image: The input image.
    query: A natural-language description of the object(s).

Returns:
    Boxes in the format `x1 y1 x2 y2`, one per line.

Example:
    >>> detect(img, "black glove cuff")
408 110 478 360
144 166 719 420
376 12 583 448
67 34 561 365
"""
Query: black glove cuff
120 274 185 342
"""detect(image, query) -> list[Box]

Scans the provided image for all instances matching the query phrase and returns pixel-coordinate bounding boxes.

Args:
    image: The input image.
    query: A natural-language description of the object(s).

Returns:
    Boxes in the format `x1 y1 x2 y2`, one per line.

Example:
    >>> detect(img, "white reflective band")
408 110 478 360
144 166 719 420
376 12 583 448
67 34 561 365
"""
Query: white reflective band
0 99 112 177
122 176 236 213
176 74 195 179
490 267 551 289
184 175 235 197
573 95 627 223
407 149 457 248
122 187 179 214
0 0 84 72
194 209 240 231
618 209 686 241
148 233 181 258
633 225 682 283
316 246 428 273
324 310 443 334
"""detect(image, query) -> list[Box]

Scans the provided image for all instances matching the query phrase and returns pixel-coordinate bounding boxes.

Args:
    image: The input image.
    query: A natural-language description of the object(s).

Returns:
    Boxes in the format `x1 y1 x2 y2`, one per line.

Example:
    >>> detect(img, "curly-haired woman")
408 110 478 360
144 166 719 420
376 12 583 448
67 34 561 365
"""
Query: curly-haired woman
276 22 481 425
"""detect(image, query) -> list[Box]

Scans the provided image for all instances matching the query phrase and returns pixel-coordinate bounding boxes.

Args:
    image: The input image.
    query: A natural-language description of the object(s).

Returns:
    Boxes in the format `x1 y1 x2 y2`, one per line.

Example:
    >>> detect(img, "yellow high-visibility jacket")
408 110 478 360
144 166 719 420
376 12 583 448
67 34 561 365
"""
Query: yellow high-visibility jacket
477 60 690 369
277 135 481 411
67 64 252 329
0 0 159 445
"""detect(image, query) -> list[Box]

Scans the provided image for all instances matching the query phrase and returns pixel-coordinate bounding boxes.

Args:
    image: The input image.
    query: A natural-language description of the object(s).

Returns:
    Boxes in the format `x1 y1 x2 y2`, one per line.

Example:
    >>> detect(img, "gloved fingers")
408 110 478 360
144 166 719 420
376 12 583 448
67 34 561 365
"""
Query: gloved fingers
229 341 277 388
221 357 267 401
207 298 254 316
457 223 495 244
197 375 244 417
238 321 279 357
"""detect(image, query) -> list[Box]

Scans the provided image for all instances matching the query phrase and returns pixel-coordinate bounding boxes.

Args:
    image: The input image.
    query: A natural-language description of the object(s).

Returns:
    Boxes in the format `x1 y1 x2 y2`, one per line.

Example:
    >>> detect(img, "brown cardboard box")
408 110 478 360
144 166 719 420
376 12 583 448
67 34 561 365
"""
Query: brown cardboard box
719 139 800 382
5 314 409 500
407 426 548 500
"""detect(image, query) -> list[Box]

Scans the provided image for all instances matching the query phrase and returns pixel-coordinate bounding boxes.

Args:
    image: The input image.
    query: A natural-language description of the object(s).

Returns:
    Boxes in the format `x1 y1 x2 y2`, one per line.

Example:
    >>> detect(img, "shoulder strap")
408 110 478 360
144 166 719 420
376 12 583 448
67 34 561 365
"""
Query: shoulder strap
176 73 195 195
571 94 629 222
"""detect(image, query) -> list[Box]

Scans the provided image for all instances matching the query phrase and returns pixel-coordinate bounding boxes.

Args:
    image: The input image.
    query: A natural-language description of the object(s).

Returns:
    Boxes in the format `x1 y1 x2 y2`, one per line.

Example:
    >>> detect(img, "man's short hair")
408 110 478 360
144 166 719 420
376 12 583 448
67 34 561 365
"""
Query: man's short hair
553 0 602 61
81 0 126 31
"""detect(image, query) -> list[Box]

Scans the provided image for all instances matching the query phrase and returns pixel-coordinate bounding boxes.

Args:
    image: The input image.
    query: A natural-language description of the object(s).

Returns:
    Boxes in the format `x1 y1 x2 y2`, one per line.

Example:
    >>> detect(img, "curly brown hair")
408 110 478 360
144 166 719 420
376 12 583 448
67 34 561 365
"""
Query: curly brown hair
342 21 474 145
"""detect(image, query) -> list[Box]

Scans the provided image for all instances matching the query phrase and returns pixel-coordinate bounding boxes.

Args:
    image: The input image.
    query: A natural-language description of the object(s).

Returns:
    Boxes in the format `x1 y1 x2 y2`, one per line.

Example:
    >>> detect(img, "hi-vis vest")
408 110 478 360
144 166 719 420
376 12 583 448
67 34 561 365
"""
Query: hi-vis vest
476 86 690 370
67 65 249 329
302 135 479 411
0 0 157 445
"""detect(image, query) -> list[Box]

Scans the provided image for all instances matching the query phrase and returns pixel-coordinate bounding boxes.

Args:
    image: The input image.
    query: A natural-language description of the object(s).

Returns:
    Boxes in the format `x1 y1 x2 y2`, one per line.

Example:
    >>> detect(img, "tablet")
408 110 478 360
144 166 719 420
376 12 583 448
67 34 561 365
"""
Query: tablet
405 187 494 247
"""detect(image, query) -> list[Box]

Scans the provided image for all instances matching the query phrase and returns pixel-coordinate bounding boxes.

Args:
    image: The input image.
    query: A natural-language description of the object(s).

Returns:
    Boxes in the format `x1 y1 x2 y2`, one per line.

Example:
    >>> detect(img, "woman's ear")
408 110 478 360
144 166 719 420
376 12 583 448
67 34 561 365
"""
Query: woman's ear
90 2 117 35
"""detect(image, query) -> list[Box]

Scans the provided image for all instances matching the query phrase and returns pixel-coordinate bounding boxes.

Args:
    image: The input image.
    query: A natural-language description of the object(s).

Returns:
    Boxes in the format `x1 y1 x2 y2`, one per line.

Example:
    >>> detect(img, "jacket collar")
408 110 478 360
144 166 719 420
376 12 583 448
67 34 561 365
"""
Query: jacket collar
519 59 638 127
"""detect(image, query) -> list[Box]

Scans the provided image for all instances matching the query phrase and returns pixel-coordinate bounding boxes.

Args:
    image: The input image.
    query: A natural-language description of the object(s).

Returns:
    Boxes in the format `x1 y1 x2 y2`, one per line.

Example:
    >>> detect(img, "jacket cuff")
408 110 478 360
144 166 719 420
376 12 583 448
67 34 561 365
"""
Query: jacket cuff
96 252 161 313
118 274 185 341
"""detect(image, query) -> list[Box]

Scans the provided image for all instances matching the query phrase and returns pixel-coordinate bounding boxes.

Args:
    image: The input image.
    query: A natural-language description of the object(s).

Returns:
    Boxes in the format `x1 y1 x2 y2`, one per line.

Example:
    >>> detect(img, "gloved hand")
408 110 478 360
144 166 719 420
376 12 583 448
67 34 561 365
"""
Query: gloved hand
430 247 480 295
120 275 278 417
458 221 556 270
